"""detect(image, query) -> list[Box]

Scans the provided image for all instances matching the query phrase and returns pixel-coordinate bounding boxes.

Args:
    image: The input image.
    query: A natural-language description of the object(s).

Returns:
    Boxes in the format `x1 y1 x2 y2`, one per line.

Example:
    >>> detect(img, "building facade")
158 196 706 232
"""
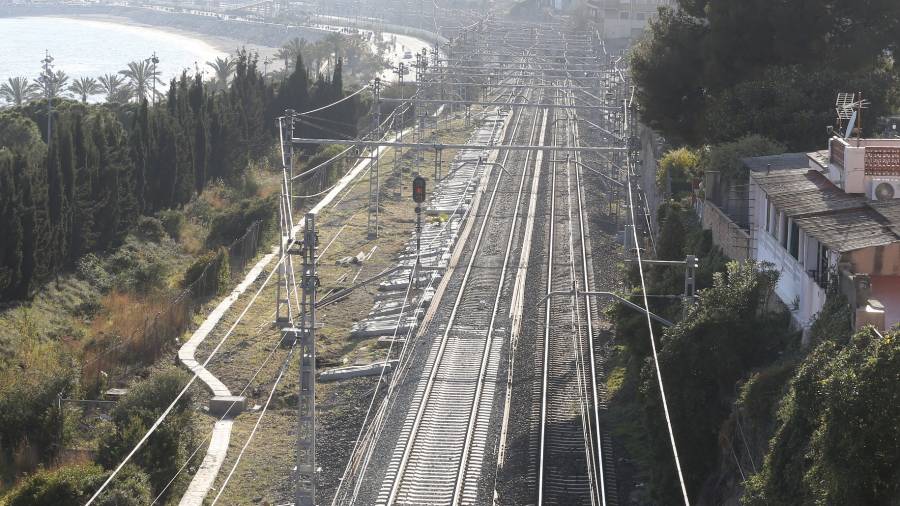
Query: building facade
585 0 673 39
699 140 900 340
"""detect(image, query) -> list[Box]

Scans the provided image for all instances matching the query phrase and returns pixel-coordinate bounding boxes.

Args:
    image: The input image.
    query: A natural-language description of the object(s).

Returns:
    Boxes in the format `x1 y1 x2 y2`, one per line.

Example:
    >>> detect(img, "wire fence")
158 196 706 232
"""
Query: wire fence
81 221 264 393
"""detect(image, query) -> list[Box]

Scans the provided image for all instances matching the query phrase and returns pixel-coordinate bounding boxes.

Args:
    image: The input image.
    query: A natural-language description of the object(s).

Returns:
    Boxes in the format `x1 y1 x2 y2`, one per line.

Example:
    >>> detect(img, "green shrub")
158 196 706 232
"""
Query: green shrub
134 216 166 243
181 250 218 288
639 261 791 501
0 339 75 474
3 463 150 506
108 243 169 294
205 197 276 249
701 135 785 184
216 247 230 295
156 210 185 241
657 147 700 197
744 328 900 505
98 368 196 499
76 254 112 291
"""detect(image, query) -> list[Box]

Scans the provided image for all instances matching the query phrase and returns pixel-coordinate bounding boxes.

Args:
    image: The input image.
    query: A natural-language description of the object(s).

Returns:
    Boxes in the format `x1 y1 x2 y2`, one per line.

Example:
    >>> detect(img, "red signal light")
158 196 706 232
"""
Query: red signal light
413 176 426 203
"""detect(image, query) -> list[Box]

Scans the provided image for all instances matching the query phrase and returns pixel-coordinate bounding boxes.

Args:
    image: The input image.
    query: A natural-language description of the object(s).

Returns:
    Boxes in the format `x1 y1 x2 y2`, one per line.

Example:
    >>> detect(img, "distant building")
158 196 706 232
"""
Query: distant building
698 139 900 340
585 0 673 40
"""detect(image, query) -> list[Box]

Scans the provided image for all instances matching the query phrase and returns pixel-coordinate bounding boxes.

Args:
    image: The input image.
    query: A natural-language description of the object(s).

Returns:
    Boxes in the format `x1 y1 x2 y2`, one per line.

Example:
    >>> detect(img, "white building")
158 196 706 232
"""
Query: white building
701 138 900 340
585 0 673 40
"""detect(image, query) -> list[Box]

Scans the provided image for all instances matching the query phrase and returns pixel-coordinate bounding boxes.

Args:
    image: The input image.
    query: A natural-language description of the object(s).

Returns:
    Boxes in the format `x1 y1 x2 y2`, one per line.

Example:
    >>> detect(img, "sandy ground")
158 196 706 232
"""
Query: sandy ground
43 13 433 81
60 13 286 71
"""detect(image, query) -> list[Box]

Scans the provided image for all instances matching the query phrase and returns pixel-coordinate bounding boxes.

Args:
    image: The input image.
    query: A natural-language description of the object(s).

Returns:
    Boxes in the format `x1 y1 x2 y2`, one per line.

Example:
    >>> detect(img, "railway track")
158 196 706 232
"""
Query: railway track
332 20 625 506
376 73 545 505
535 80 618 506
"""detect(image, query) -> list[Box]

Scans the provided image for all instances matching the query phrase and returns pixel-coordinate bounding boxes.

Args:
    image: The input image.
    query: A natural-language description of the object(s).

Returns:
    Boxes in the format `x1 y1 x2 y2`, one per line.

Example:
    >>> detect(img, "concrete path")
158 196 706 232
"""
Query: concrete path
177 122 415 505
178 251 276 506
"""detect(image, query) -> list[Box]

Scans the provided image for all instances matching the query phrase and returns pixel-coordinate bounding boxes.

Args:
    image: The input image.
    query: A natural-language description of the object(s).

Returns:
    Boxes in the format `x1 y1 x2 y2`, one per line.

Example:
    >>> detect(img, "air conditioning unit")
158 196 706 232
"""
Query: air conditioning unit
867 178 900 201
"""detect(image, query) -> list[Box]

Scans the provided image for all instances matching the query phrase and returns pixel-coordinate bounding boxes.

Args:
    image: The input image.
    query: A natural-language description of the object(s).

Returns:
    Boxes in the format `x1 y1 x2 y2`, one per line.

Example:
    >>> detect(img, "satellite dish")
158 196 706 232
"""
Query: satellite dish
875 182 896 201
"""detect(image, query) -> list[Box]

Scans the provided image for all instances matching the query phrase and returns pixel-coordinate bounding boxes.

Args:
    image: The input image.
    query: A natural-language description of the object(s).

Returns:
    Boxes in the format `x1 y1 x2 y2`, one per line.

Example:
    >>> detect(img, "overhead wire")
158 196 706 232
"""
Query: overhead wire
211 340 298 505
85 254 286 505
295 84 371 117
623 90 691 505
340 66 527 503
149 324 285 504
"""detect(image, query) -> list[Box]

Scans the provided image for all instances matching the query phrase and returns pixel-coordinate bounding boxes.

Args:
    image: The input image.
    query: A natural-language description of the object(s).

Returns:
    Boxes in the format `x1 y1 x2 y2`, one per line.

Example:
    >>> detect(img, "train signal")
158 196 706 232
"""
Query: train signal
413 176 427 203
686 255 699 269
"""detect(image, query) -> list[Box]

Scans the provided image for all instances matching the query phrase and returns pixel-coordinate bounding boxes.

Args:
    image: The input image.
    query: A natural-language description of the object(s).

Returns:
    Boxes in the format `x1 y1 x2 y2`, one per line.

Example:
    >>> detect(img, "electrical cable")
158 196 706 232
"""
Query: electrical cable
85 255 286 505
149 326 284 504
624 98 691 505
295 84 370 117
211 340 298 505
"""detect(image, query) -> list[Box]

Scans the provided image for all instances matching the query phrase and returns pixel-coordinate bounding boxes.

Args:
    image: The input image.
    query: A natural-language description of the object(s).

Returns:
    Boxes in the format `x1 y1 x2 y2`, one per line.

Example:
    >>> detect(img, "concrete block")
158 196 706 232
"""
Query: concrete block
209 396 246 417
319 360 399 382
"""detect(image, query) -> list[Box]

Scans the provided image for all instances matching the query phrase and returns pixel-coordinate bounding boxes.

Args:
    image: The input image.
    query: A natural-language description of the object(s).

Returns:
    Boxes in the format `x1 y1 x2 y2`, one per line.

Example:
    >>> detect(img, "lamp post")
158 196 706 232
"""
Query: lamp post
151 52 159 103
40 51 55 147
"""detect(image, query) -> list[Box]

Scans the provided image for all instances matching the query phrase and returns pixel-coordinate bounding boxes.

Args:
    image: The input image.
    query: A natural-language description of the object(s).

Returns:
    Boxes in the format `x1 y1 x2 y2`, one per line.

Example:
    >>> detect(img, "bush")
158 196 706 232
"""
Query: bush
76 254 112 291
639 261 791 501
216 247 230 295
744 328 900 505
657 147 700 197
107 242 169 294
98 368 196 499
0 339 75 476
134 216 166 243
205 197 276 249
701 135 785 184
181 250 219 289
156 210 185 241
3 463 151 506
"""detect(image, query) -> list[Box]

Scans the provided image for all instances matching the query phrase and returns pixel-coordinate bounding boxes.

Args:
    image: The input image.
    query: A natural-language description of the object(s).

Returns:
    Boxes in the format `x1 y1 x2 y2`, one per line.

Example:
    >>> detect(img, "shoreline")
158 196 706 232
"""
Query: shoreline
68 13 276 55
4 11 283 69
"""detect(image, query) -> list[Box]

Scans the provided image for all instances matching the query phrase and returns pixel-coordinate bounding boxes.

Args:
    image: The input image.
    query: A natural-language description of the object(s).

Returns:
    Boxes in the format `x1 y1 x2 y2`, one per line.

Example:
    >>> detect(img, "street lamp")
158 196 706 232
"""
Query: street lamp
146 52 160 103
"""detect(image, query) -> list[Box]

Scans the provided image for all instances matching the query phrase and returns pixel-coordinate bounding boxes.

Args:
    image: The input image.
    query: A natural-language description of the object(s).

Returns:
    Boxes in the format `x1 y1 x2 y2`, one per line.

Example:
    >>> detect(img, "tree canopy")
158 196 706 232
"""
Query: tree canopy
632 0 900 149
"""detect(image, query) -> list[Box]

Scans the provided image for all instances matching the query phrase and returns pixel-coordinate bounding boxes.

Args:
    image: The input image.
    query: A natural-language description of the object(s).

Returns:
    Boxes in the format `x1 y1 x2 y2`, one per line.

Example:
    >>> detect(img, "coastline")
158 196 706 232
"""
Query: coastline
4 11 283 70
71 13 277 56
0 4 325 63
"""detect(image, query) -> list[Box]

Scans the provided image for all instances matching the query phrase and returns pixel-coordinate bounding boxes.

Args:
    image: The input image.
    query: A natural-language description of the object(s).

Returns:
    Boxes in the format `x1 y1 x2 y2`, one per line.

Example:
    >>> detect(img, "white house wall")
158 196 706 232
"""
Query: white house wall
750 179 828 329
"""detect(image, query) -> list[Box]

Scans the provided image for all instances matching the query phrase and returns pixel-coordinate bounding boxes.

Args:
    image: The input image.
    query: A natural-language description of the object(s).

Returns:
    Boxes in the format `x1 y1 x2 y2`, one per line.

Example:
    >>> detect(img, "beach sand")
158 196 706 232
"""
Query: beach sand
62 13 286 72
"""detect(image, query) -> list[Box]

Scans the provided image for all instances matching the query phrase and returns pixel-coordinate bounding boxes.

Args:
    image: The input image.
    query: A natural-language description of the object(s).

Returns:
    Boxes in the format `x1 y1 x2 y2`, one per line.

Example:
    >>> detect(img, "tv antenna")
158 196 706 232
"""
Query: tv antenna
835 92 869 139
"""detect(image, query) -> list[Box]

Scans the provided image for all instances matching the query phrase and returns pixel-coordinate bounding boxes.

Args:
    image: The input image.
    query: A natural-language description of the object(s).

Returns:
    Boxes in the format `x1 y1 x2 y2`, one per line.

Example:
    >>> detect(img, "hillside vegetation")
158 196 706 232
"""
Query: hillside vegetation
0 50 366 500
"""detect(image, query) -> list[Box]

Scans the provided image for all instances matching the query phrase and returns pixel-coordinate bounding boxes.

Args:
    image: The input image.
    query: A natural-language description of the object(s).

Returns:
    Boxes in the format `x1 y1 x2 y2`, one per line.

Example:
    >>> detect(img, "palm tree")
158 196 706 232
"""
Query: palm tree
98 73 132 103
205 56 235 91
35 70 69 100
276 37 308 73
119 60 161 102
68 76 102 103
324 32 344 71
0 76 38 106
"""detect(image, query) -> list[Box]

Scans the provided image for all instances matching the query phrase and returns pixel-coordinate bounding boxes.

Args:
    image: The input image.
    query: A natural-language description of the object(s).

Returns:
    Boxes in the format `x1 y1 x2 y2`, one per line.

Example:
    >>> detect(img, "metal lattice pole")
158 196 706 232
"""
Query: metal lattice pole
276 113 295 327
367 79 382 239
295 212 319 506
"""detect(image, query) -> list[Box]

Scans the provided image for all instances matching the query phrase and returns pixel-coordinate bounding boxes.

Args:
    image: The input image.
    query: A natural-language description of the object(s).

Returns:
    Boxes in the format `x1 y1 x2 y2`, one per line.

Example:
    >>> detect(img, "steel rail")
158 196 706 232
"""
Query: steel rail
385 75 538 506
568 85 609 506
539 84 596 506
450 84 546 506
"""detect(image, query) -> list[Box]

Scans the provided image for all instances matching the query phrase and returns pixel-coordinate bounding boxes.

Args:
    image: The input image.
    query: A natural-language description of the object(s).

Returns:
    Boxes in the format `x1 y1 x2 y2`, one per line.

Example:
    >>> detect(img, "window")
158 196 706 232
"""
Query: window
789 221 800 259
764 197 771 233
